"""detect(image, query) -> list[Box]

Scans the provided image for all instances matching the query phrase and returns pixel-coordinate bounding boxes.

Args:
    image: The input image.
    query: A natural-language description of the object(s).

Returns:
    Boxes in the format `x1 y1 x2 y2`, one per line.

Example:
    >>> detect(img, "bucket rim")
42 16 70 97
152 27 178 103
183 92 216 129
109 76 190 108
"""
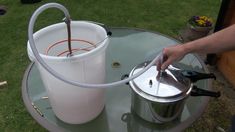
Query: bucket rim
27 21 109 61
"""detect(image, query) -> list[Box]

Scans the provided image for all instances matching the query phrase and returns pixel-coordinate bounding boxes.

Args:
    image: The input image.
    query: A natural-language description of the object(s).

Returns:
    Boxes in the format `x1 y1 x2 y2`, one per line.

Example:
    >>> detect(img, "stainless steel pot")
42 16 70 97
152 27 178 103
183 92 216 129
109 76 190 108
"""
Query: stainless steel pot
124 61 220 124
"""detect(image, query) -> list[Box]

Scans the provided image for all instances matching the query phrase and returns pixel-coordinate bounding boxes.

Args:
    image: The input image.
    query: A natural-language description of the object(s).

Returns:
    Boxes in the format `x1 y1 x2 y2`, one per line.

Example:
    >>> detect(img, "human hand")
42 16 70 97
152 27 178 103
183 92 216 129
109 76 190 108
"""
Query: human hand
156 44 187 71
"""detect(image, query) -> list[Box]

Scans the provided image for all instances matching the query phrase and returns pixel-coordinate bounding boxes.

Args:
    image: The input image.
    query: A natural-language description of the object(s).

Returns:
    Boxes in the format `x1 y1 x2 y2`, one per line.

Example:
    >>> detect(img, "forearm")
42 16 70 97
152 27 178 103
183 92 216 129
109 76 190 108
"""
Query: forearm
182 24 235 54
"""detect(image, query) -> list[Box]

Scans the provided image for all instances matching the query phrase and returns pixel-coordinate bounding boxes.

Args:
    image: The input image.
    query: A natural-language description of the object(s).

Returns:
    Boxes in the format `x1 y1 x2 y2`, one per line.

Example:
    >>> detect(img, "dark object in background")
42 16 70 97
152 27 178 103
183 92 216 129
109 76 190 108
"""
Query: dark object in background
21 0 41 4
231 115 235 132
0 6 7 15
205 54 217 65
205 0 231 66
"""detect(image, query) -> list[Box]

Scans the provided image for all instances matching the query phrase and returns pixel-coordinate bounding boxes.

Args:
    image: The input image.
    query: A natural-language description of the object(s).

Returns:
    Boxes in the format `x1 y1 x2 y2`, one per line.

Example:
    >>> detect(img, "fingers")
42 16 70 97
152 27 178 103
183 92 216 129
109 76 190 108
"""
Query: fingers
161 59 172 70
155 56 162 71
156 46 181 71
155 50 168 71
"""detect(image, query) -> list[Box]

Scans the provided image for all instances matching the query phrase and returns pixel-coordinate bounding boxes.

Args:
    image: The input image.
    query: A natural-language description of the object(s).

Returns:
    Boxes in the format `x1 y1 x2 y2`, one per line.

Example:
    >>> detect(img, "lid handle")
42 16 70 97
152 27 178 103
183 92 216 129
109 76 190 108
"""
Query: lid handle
190 86 221 98
181 70 216 82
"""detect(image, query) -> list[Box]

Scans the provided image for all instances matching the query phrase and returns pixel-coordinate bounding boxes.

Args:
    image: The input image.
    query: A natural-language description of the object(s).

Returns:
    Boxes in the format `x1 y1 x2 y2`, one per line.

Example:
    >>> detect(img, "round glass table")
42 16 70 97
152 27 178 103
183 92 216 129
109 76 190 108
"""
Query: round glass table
22 27 212 132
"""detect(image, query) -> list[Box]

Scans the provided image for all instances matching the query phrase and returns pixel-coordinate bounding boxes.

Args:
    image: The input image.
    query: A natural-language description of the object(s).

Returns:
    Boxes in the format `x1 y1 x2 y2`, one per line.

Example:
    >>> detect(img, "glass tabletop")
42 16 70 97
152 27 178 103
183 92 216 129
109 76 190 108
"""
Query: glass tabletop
22 27 212 132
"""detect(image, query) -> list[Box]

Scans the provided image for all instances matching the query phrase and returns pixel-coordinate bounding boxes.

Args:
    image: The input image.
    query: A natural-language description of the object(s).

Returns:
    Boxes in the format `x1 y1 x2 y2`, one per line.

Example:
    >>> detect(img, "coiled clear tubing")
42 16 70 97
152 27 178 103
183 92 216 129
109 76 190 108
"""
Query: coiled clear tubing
28 3 161 88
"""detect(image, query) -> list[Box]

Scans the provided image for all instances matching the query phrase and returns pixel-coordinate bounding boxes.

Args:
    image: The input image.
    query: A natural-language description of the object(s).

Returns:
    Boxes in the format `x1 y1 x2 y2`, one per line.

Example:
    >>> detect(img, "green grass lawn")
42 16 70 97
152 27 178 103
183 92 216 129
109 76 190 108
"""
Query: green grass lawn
0 0 220 131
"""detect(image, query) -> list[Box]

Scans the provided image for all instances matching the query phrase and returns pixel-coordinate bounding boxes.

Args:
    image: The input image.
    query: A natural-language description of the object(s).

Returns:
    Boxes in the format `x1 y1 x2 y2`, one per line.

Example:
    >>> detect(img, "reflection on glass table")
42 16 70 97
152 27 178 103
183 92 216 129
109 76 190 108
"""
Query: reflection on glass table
22 28 212 132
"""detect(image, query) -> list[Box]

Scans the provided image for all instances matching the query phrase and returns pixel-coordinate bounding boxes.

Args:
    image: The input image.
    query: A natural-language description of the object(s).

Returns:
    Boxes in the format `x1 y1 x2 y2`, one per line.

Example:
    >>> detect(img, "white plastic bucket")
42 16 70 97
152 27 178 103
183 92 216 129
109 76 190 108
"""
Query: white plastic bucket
27 21 109 124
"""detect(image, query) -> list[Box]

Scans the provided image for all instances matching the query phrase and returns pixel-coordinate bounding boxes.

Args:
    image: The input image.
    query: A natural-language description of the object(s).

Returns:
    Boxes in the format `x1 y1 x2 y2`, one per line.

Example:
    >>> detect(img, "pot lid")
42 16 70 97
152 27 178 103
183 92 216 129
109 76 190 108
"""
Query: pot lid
129 61 192 99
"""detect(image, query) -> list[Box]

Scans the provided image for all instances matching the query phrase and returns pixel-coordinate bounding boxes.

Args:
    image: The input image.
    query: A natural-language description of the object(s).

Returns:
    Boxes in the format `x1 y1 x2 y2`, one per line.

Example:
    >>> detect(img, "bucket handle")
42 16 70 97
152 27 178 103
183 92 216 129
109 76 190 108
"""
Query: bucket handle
28 3 161 88
81 20 112 36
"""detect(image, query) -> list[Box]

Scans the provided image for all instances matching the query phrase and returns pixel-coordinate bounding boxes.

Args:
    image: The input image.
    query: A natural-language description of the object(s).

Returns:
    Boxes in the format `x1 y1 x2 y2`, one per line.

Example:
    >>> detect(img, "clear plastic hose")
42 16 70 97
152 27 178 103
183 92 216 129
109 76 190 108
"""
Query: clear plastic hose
28 3 161 88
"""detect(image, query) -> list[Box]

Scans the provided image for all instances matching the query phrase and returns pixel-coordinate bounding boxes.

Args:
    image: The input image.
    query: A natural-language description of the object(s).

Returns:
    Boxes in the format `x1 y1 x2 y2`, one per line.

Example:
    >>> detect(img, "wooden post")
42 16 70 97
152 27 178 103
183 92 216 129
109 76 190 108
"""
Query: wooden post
216 0 235 87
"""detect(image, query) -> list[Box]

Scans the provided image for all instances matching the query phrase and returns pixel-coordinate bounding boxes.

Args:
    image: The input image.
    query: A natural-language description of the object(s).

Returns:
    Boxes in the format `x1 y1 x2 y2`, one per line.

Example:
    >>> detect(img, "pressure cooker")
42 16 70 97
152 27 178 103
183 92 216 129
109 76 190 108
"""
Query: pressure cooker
122 61 220 123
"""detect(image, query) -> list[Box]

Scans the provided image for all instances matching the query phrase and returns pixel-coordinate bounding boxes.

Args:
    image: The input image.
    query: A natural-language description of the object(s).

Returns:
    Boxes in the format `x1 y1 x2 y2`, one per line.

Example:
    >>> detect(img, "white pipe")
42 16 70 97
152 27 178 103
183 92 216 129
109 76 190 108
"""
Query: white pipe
28 3 161 88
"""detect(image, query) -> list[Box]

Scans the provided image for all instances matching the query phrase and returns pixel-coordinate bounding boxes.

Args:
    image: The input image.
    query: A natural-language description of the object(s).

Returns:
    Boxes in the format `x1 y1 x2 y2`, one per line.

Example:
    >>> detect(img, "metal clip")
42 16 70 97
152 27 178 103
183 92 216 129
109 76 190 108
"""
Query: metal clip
41 96 49 99
62 17 71 24
32 103 44 117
